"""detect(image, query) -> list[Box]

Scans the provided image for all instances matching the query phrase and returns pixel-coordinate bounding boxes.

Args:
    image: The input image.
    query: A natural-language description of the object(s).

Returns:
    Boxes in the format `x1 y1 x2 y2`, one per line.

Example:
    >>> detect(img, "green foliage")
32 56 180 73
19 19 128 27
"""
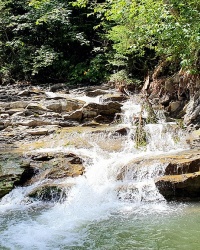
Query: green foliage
0 0 107 84
0 0 199 85
97 0 200 75
109 69 133 85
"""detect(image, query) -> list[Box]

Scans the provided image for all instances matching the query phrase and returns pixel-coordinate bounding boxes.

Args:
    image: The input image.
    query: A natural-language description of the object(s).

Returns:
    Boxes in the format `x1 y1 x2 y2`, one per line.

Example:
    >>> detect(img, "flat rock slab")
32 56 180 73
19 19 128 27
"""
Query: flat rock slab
156 171 200 201
27 128 49 135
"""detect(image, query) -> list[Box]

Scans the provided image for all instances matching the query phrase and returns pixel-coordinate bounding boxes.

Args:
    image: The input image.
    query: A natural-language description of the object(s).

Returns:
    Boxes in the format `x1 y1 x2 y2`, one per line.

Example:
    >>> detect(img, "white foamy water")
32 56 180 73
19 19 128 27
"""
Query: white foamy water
0 94 189 249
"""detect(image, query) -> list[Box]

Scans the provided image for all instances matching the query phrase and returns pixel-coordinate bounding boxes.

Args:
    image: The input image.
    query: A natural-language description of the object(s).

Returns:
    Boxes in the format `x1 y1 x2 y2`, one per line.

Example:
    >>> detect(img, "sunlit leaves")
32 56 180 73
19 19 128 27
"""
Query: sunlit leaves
102 0 200 73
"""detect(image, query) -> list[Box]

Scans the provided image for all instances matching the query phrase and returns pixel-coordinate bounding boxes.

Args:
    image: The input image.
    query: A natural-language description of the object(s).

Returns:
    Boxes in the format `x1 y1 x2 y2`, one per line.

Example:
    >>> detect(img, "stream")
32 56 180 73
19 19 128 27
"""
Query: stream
0 93 200 250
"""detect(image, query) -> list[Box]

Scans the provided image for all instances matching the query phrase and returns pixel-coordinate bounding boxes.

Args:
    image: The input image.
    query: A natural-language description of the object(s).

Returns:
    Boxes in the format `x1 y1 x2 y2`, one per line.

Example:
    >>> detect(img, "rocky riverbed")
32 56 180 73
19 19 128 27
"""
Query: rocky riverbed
0 83 200 201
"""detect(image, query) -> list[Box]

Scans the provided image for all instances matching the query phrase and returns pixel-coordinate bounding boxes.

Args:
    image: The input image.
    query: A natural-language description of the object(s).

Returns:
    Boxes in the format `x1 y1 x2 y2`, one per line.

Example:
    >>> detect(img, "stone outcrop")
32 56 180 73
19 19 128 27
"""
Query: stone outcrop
24 152 85 185
0 151 85 199
184 91 200 128
0 84 125 148
155 150 200 201
0 153 33 198
82 102 122 121
155 172 200 201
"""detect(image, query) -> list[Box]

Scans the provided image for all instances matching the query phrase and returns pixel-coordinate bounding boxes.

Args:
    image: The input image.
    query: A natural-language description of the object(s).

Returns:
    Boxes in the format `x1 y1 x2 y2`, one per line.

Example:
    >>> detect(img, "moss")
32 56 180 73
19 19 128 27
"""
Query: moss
0 180 14 198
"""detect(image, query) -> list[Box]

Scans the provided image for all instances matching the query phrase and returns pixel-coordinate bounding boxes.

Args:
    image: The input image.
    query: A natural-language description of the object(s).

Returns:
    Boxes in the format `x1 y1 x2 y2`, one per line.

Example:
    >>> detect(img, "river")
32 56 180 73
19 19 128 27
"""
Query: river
0 93 199 250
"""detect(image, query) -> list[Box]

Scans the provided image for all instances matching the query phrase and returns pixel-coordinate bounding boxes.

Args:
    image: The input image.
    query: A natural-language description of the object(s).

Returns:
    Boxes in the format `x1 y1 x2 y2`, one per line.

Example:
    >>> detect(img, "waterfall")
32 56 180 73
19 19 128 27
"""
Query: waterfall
0 94 188 250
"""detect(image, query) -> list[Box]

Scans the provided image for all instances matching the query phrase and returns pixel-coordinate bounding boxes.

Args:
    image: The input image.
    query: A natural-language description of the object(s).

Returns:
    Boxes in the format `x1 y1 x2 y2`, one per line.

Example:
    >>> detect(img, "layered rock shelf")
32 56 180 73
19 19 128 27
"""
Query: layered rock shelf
0 83 200 202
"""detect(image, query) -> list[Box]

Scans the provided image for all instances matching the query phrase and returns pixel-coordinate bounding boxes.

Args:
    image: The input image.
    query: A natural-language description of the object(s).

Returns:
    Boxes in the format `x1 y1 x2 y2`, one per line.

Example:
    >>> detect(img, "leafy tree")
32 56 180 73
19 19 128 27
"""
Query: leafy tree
78 0 199 84
1 0 199 86
0 0 108 84
104 0 200 76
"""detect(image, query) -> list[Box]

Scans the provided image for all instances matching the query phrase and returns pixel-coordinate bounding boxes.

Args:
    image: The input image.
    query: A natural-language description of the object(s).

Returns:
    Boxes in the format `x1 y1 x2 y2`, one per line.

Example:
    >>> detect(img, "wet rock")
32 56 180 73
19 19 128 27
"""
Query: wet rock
81 121 100 127
93 115 111 124
59 121 79 127
63 110 83 122
0 125 6 131
0 175 19 198
184 91 200 128
45 99 85 113
113 127 129 136
28 183 71 202
102 93 128 102
49 83 69 92
27 128 49 136
18 87 44 96
26 152 85 185
15 167 38 186
45 92 67 100
7 101 29 109
45 101 65 113
156 172 200 201
27 103 49 111
46 163 84 179
85 89 108 97
0 95 19 102
6 108 25 115
160 94 171 106
167 101 186 118
0 113 9 119
186 129 200 149
154 150 200 201
164 79 175 93
0 154 34 198
82 102 122 119
164 158 200 175
31 153 54 161
16 119 53 127
169 101 182 113
18 90 30 96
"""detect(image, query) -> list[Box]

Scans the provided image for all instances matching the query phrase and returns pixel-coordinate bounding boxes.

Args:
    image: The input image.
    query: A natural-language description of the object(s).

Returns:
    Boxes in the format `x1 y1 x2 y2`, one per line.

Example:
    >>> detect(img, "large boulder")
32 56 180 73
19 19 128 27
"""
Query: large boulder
45 99 85 113
155 172 200 201
26 152 85 185
0 151 85 199
82 101 122 120
154 151 200 201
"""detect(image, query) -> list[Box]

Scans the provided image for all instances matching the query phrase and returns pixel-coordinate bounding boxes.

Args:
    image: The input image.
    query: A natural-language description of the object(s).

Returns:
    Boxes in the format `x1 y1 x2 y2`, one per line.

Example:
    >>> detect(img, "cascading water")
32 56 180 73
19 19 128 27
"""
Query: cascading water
0 94 197 250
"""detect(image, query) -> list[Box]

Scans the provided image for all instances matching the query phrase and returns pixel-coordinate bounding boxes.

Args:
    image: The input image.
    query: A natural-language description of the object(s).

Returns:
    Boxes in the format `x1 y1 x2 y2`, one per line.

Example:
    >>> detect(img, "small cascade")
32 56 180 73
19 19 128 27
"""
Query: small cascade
0 92 189 249
117 163 167 203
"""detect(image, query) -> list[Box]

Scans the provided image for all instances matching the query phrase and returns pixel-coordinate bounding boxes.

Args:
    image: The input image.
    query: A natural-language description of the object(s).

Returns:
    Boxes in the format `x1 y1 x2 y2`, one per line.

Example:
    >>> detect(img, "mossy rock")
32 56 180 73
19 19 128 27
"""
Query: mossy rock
0 179 14 198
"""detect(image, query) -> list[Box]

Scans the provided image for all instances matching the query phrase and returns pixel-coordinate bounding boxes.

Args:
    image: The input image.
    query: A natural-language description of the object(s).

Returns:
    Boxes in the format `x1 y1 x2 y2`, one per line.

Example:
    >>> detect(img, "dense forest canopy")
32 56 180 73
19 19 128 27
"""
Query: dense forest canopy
0 0 199 86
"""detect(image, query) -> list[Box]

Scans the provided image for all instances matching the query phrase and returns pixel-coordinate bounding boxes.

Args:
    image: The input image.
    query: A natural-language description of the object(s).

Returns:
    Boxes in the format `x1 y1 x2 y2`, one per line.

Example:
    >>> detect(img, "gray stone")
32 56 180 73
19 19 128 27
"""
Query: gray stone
184 91 200 127
27 128 49 135
27 103 49 111
63 110 83 122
